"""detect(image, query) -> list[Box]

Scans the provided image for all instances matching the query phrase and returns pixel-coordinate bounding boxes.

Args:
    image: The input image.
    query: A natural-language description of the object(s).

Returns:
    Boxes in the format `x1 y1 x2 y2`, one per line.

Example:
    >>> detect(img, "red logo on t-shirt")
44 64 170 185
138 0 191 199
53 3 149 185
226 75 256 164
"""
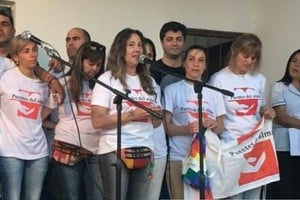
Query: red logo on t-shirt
186 99 209 120
77 92 92 116
232 87 258 116
77 101 91 116
14 89 42 119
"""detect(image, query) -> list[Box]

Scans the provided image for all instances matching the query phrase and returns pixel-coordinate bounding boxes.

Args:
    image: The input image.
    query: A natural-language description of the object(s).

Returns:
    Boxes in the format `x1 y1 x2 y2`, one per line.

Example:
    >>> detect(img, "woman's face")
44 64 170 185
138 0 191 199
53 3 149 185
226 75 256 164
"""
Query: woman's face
183 49 206 80
125 33 143 68
145 43 154 61
232 52 257 75
15 41 38 68
288 53 300 80
82 58 102 77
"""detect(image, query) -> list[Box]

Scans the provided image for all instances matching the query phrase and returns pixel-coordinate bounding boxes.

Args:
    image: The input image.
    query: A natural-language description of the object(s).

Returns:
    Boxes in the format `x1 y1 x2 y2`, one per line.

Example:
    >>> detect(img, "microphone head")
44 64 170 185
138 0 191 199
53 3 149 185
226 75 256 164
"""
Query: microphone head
20 30 32 40
139 54 147 64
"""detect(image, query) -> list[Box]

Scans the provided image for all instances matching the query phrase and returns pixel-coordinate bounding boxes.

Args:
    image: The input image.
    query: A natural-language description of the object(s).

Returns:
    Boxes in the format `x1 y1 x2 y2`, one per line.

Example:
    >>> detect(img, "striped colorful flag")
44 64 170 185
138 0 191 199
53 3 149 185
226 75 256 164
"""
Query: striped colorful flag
182 128 213 199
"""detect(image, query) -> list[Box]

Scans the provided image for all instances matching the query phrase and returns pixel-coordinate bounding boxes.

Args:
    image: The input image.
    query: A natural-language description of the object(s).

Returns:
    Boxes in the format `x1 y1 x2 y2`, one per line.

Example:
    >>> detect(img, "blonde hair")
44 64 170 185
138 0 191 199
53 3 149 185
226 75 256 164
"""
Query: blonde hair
229 33 262 73
10 34 35 65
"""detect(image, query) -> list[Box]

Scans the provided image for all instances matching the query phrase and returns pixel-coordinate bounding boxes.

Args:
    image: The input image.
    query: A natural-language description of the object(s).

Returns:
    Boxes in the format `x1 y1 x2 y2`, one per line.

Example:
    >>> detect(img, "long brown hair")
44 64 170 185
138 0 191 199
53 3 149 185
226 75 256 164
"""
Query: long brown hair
69 41 106 104
106 28 156 95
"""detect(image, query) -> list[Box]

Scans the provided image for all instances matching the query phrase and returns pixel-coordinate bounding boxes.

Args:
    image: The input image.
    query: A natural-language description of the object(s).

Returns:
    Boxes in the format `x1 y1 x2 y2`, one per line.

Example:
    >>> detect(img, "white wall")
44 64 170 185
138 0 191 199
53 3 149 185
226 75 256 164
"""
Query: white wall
12 0 300 95
13 0 256 58
253 0 300 97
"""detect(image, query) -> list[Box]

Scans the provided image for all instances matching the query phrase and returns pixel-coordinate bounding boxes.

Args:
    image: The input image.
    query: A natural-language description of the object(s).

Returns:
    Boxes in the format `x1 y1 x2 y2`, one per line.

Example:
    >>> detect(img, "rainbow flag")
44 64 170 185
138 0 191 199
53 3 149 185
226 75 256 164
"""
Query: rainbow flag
182 128 213 199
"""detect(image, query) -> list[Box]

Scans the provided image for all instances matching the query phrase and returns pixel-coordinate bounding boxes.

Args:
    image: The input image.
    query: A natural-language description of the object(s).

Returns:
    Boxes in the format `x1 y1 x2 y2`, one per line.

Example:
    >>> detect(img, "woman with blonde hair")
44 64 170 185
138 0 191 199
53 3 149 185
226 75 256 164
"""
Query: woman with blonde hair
0 35 51 200
209 33 275 199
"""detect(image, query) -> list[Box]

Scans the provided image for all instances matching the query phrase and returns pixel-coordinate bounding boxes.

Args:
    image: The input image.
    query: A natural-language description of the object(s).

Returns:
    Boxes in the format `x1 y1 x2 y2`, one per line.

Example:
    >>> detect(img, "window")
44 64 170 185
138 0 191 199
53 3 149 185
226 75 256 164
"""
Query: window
185 28 244 79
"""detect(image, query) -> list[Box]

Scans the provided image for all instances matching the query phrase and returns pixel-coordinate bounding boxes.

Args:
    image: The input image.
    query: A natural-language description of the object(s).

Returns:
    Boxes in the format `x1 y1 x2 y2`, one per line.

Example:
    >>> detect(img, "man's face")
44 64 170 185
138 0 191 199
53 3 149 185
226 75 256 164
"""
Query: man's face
0 15 15 46
65 28 86 61
161 30 184 59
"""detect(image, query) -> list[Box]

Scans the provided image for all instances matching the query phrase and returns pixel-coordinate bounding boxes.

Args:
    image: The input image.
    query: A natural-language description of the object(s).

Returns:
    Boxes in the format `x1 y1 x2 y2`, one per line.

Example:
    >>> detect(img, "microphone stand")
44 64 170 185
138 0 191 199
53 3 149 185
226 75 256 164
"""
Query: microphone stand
150 64 233 200
46 51 163 200
193 81 205 200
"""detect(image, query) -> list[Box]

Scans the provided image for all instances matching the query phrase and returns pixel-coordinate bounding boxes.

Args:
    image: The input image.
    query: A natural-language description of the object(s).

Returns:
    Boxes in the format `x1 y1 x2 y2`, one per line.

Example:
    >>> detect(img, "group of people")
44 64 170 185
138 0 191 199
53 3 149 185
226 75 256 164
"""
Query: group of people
0 5 299 200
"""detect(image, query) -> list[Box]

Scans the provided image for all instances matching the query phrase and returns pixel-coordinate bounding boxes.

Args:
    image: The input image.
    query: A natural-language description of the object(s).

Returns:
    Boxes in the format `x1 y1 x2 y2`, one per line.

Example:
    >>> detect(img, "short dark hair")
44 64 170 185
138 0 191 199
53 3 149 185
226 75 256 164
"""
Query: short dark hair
159 21 187 41
0 6 14 28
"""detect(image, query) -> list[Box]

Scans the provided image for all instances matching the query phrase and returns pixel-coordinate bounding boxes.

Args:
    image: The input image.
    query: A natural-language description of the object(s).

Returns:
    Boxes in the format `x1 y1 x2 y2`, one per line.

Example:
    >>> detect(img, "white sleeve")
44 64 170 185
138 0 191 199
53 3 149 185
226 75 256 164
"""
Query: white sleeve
154 81 162 107
270 82 286 107
163 84 175 113
214 91 226 117
209 73 222 88
0 58 16 78
91 73 112 108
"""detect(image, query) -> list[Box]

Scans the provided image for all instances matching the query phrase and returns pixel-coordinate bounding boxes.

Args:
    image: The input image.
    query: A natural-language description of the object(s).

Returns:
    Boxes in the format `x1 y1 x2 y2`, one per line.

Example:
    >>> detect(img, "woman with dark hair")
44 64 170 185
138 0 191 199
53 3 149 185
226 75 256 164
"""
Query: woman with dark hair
164 45 225 199
43 41 106 200
266 49 300 199
91 28 161 200
144 37 156 61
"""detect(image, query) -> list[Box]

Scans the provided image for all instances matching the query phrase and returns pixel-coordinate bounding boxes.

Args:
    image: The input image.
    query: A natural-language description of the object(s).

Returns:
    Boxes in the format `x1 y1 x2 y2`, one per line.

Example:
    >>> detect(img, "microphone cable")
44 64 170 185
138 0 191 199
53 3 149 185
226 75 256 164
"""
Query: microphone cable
51 56 105 198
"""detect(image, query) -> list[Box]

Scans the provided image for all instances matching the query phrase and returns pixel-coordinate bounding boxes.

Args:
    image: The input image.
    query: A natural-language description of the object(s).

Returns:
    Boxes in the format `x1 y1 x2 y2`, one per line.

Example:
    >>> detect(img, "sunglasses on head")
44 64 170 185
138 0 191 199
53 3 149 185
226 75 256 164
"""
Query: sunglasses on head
87 43 106 53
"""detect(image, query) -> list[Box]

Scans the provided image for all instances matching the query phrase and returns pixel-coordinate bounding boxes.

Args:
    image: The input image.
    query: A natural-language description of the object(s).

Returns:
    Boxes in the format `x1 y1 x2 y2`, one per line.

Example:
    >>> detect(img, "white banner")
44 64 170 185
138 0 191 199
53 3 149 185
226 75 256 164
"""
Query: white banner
206 119 280 198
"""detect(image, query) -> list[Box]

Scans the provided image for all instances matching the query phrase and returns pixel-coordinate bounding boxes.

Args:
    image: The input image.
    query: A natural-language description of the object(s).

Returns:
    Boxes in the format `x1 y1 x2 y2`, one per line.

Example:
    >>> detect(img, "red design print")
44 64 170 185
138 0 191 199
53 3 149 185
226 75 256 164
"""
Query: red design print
77 92 92 116
232 87 258 116
15 89 42 119
239 140 279 186
77 101 91 116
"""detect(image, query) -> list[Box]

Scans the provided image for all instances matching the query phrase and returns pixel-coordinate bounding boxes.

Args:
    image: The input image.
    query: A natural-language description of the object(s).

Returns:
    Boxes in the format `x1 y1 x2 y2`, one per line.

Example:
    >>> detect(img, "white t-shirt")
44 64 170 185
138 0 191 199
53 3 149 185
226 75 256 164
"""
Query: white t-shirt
209 66 266 141
91 71 159 154
163 80 226 160
51 77 101 153
0 67 49 159
270 82 300 151
153 85 167 158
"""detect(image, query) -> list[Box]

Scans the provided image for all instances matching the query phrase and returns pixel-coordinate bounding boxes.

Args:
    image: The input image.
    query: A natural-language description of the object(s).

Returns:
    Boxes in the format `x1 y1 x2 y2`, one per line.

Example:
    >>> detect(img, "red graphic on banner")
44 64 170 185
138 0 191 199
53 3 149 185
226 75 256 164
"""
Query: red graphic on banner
239 140 279 186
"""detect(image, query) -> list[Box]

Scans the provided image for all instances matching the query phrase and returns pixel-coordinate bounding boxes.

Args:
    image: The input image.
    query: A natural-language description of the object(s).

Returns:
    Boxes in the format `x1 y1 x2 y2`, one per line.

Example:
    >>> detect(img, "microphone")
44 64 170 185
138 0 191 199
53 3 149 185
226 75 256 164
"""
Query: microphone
21 31 58 57
139 54 177 77
139 54 153 65
139 54 234 97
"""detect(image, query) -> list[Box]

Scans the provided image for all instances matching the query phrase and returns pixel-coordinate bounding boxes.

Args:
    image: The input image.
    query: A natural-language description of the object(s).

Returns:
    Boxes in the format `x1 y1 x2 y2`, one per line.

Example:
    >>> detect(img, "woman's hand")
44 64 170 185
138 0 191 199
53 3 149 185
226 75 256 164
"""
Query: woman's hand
188 120 199 134
260 106 276 119
203 117 218 129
